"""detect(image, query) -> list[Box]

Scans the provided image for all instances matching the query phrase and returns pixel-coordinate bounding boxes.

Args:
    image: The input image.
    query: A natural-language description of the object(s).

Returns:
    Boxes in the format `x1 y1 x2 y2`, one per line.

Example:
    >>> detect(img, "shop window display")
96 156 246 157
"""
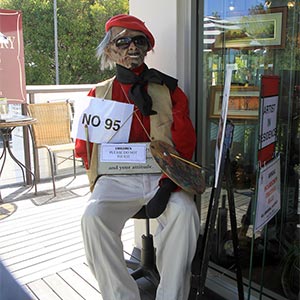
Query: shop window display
200 1 300 299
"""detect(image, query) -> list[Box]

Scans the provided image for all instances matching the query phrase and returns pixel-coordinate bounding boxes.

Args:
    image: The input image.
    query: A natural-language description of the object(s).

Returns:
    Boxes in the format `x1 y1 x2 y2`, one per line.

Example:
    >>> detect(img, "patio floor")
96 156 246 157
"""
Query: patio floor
0 171 233 300
0 172 153 299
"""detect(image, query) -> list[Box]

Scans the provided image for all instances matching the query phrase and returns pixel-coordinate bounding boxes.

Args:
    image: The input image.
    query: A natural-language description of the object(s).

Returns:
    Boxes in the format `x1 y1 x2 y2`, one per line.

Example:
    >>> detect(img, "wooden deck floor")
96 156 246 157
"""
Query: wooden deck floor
0 172 251 300
0 173 160 300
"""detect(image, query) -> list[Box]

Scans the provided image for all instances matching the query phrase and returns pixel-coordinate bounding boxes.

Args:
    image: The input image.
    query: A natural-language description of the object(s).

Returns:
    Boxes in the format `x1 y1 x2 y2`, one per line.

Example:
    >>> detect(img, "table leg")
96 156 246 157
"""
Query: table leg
0 128 36 202
0 141 7 203
5 139 26 184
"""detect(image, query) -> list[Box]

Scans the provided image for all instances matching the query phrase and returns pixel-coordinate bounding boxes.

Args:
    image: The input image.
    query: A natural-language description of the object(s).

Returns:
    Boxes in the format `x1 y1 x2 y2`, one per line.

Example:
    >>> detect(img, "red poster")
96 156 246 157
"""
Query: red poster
261 75 280 98
0 9 26 103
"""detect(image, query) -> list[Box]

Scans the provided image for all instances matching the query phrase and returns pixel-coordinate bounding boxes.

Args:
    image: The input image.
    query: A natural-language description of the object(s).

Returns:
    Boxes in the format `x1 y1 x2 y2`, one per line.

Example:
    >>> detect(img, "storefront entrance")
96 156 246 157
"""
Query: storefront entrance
196 1 300 299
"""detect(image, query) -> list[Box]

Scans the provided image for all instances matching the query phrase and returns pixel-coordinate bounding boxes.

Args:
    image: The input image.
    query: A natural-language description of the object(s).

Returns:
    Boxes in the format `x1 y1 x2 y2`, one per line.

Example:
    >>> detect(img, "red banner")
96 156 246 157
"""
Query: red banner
0 9 26 103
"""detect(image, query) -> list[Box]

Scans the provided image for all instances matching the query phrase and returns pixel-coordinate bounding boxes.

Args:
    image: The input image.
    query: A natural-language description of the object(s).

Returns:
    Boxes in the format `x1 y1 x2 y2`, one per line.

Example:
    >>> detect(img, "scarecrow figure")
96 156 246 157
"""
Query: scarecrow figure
75 14 200 300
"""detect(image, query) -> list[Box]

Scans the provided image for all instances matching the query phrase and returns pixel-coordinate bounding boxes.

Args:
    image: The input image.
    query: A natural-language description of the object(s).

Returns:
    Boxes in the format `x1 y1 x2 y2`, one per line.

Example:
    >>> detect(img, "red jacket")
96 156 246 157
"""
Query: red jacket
75 67 196 171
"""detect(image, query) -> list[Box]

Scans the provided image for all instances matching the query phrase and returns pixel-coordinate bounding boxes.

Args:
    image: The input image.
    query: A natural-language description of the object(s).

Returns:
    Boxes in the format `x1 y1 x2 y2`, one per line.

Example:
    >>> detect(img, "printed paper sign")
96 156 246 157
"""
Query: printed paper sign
98 143 161 175
100 143 147 163
254 156 281 232
71 96 134 143
259 95 278 149
214 64 236 187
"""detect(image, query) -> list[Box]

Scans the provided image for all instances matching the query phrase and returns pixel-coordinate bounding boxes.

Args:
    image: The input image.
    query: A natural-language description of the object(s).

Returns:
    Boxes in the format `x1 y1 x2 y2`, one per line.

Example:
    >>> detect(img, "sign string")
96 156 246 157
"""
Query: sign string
120 84 152 141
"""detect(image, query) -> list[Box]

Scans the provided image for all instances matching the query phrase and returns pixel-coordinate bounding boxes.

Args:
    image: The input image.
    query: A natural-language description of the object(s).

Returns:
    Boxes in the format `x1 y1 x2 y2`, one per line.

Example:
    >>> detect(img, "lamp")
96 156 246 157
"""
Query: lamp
264 1 272 8
0 32 8 44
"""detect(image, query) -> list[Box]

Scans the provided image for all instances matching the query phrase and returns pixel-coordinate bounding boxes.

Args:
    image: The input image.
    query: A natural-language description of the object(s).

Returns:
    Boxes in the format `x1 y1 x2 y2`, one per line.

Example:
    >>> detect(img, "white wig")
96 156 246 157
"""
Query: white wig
96 29 115 70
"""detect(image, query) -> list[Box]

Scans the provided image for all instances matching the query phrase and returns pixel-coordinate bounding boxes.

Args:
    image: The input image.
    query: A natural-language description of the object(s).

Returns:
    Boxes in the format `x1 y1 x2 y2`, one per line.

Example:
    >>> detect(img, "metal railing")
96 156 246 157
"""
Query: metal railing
1 84 94 187
26 84 94 104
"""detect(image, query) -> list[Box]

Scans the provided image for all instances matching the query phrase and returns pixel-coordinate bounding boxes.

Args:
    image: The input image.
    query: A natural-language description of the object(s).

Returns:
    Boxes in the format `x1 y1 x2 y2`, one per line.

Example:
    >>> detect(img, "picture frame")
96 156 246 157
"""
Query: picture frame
210 85 260 119
213 7 287 49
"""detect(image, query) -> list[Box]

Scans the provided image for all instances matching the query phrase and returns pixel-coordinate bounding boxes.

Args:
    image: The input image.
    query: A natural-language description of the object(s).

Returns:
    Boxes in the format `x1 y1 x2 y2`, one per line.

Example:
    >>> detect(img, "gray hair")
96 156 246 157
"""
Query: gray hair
96 29 115 70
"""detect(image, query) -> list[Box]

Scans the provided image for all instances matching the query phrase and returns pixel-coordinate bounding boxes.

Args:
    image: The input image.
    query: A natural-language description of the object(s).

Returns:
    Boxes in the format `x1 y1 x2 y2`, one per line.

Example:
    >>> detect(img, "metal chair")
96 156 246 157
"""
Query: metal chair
27 102 76 196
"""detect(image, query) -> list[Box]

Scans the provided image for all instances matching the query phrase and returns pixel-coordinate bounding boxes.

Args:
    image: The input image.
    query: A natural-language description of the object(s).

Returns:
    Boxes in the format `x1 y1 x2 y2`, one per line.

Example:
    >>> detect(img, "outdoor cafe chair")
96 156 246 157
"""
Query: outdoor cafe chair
27 101 76 197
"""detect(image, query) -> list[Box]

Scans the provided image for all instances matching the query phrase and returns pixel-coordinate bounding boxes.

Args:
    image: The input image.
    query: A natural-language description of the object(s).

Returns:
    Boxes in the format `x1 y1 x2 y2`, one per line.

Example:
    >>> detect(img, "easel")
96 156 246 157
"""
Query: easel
189 120 244 300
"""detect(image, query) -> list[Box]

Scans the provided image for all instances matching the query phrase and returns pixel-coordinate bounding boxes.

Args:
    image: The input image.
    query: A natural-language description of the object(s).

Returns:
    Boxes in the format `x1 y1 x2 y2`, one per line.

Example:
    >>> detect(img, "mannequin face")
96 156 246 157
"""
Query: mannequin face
105 27 149 69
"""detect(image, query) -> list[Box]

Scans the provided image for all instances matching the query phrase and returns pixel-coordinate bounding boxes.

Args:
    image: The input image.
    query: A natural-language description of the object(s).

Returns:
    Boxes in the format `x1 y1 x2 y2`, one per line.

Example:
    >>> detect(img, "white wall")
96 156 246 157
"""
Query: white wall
129 0 192 97
129 0 177 77
129 0 193 248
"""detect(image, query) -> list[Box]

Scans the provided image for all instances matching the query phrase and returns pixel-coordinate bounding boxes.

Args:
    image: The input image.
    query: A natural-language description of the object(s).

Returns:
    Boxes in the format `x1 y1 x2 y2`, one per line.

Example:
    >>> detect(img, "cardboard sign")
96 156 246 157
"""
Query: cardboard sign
71 96 134 143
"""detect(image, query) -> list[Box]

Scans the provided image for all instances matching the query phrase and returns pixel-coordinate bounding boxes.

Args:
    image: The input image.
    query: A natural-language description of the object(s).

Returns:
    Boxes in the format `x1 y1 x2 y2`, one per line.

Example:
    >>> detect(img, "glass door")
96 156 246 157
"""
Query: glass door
197 0 300 299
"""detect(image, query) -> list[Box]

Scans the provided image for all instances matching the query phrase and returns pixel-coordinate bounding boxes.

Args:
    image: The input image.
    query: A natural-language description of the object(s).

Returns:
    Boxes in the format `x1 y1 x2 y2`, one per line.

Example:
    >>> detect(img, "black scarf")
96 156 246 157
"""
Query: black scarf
116 64 178 116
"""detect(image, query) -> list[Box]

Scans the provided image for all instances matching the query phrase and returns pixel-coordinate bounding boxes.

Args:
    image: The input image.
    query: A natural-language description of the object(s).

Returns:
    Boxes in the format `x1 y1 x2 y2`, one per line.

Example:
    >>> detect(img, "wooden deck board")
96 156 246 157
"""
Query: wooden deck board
0 226 81 257
71 263 100 291
27 279 63 300
12 249 86 285
6 238 84 271
58 269 102 299
0 230 81 261
23 285 40 300
42 273 86 300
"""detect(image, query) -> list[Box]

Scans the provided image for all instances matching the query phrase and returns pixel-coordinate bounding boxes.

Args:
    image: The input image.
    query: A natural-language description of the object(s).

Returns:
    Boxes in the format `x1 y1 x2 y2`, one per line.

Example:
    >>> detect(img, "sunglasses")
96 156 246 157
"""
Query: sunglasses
114 35 149 50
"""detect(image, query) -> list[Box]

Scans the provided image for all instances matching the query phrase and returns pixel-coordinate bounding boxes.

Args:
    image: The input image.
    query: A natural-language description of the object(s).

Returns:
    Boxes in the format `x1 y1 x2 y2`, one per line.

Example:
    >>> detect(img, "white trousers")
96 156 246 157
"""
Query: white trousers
81 174 200 300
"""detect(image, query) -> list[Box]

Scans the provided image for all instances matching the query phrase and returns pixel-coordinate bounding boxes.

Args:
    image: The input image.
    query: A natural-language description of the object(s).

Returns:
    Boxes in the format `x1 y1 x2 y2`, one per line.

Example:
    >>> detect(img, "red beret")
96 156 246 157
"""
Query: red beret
105 14 155 50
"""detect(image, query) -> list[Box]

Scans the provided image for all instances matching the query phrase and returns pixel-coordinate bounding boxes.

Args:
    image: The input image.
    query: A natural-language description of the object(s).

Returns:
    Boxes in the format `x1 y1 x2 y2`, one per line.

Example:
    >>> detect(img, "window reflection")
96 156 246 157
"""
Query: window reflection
201 1 300 299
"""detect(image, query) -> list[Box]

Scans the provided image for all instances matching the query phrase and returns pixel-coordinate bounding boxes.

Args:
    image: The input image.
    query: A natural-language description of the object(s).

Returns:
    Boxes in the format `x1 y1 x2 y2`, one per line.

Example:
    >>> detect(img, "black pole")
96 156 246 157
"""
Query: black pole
225 151 244 300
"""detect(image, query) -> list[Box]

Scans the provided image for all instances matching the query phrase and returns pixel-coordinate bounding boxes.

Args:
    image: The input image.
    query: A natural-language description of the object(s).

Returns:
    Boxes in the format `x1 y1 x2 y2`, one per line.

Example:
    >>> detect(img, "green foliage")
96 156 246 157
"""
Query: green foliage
1 0 129 84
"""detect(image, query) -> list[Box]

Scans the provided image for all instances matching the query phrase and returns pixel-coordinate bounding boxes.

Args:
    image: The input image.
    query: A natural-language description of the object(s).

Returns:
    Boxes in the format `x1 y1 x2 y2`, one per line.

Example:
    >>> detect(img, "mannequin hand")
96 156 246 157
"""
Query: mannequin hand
146 178 177 218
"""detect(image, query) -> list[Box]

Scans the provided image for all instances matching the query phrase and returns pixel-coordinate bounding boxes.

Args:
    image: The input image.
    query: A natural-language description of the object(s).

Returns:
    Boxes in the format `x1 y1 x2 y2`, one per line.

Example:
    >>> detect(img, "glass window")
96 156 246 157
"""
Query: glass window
199 1 300 299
